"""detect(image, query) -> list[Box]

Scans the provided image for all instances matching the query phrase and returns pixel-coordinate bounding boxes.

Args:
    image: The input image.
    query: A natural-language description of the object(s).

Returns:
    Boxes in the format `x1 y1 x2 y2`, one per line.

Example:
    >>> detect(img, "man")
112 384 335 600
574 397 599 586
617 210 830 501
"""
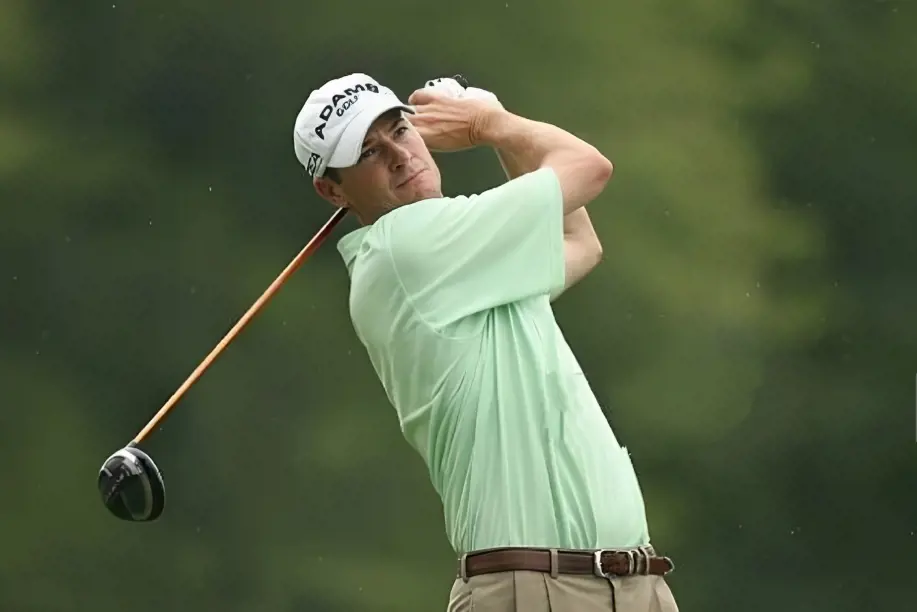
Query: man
292 72 678 612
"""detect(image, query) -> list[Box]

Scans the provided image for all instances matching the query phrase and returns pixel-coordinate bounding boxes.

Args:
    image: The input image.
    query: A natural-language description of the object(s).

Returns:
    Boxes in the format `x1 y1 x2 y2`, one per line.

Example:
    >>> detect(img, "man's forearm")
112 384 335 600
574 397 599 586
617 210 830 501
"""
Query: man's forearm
474 109 612 216
488 103 602 242
479 112 600 181
484 111 605 297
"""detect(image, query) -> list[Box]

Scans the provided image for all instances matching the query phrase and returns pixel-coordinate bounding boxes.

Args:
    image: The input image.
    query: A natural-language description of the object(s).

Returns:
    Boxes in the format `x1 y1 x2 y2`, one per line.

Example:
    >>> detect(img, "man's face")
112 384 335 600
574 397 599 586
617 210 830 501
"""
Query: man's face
314 110 442 222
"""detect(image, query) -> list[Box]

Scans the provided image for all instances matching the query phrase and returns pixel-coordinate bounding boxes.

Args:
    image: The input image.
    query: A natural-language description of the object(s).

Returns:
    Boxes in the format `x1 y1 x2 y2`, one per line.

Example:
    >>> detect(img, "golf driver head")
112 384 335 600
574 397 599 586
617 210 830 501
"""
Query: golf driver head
98 444 165 522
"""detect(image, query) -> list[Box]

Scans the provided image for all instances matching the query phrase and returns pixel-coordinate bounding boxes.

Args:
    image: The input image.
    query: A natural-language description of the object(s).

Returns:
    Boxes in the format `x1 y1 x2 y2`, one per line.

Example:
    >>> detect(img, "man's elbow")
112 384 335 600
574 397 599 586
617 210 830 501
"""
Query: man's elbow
554 149 614 215
594 153 614 184
585 151 613 198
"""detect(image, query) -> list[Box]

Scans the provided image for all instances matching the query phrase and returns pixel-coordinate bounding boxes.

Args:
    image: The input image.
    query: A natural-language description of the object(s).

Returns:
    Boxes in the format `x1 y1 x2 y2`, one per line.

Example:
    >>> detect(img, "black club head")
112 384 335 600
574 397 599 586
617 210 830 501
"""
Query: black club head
98 445 165 522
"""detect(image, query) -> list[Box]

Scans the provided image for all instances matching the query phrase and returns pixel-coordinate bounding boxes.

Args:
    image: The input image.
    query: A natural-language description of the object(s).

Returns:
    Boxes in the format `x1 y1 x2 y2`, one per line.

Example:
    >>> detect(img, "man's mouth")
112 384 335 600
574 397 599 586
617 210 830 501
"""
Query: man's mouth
397 169 425 188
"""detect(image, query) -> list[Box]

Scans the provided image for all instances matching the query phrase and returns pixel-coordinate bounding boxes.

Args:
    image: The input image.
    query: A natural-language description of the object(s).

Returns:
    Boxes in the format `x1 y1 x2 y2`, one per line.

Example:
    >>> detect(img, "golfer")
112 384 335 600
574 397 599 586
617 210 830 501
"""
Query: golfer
293 73 679 612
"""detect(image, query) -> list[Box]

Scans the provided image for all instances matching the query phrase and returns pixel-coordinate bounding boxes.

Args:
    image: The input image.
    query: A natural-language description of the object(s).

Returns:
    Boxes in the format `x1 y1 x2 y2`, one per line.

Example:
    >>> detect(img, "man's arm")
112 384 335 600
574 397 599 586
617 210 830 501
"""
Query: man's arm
408 85 612 213
401 88 611 311
474 109 612 215
489 121 606 299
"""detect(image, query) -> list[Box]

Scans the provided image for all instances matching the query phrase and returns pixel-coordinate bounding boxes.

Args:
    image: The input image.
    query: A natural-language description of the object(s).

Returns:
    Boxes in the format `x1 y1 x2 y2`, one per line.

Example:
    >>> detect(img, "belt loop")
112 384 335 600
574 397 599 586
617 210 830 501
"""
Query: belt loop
626 549 637 576
549 548 559 579
637 547 649 575
459 553 469 583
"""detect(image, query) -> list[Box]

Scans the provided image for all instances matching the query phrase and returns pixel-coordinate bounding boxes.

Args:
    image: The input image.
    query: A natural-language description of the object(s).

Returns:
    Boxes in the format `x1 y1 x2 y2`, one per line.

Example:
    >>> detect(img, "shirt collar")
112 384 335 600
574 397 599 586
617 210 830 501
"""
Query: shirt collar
335 225 370 274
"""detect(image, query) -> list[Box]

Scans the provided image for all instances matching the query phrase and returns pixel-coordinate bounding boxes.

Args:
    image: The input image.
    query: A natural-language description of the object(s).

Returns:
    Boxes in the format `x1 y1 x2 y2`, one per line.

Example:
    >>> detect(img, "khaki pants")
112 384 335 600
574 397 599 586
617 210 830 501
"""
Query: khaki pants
446 570 678 612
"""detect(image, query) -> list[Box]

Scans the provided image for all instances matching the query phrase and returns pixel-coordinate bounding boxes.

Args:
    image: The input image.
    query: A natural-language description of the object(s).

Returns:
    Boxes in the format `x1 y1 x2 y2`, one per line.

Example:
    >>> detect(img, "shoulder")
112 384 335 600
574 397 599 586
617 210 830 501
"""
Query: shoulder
376 196 468 253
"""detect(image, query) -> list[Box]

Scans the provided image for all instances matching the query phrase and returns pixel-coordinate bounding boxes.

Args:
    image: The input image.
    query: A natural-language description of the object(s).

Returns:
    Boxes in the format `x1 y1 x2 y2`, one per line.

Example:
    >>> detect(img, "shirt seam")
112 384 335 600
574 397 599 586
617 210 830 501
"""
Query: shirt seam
385 223 483 342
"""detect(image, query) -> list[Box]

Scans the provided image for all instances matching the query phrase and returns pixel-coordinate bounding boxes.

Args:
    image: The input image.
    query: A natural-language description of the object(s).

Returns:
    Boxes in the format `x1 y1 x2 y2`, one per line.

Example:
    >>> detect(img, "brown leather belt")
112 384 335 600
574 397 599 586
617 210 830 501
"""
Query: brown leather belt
458 546 674 581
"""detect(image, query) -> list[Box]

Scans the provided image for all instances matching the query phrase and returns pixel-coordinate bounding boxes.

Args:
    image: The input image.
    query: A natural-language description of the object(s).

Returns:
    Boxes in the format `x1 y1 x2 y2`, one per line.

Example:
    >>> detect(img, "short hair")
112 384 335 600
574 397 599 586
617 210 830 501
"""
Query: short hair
324 167 342 183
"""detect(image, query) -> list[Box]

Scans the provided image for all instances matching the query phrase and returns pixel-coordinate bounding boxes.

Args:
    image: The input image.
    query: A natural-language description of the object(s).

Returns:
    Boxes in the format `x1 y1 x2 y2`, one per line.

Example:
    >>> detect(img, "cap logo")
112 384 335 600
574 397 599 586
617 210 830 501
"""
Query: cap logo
314 82 380 140
306 152 321 176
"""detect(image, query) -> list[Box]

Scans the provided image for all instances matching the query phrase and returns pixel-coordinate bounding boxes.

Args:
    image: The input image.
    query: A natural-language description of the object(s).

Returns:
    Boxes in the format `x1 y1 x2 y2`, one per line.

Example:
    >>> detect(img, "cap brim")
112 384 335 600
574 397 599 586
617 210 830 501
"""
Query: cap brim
326 99 414 170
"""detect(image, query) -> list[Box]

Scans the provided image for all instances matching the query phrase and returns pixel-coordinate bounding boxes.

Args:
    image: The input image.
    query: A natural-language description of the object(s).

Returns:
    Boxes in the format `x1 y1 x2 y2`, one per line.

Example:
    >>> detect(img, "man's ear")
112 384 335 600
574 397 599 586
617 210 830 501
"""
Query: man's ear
313 176 348 209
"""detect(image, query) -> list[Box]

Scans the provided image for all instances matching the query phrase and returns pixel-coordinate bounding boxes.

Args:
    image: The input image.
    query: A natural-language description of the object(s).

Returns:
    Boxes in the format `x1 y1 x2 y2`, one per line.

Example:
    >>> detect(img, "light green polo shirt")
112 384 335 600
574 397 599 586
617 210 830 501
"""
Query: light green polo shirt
336 168 650 555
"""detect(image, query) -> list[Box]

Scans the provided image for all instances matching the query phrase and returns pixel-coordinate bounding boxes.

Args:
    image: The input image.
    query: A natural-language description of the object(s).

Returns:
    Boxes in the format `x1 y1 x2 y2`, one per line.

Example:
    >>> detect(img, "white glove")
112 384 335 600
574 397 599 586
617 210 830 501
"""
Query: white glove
422 77 504 109
423 76 466 98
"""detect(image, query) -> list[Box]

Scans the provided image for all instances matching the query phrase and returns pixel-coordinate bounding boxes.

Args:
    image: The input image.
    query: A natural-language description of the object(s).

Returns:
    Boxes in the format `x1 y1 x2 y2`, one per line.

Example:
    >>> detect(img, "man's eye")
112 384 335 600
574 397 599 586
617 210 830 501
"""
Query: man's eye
394 126 408 137
360 148 376 160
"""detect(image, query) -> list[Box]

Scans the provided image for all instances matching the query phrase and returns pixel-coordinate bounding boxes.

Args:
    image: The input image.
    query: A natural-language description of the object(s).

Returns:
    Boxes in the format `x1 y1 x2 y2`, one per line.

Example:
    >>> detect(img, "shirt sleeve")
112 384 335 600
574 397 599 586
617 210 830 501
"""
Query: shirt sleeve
384 167 566 329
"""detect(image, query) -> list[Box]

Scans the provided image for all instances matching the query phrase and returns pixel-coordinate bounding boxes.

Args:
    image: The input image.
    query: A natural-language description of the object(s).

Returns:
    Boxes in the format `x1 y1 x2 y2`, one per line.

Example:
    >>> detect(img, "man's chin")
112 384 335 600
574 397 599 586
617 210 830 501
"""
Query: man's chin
397 175 442 202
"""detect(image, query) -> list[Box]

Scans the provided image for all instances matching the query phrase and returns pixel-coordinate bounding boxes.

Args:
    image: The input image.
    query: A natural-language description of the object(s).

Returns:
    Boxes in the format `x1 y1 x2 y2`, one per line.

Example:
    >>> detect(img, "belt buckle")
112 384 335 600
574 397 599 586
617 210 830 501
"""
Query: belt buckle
592 550 608 578
594 549 639 578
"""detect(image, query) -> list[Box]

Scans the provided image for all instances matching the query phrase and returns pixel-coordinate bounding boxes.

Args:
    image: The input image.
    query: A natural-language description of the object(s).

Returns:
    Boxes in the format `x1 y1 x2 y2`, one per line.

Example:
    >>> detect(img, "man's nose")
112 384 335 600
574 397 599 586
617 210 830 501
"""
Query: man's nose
389 143 412 168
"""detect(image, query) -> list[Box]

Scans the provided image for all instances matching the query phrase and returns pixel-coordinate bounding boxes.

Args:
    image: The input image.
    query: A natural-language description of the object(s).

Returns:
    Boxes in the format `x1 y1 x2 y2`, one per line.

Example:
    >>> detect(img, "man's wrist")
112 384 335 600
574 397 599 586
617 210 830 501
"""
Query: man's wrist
471 108 519 148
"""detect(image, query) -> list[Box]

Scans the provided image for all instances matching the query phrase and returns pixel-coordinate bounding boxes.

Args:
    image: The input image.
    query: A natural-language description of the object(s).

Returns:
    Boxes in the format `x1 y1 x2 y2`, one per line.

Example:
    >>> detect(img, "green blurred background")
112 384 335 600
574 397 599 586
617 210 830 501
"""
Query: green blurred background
2 1 915 610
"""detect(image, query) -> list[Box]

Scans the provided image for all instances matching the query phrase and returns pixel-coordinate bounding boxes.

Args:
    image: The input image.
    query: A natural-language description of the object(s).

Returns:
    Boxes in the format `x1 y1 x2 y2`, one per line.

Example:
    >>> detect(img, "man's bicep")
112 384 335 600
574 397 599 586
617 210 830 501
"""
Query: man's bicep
389 169 566 327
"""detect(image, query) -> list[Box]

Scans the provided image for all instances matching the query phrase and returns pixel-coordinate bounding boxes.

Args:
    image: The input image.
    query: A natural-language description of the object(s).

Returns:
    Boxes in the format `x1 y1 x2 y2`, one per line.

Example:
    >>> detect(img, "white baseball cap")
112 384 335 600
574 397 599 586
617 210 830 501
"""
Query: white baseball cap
293 73 413 178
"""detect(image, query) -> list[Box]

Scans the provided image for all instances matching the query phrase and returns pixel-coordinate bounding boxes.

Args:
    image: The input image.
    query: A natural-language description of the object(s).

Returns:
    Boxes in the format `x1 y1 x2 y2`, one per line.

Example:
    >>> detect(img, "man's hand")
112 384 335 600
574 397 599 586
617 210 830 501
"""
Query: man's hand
406 88 500 153
415 77 519 183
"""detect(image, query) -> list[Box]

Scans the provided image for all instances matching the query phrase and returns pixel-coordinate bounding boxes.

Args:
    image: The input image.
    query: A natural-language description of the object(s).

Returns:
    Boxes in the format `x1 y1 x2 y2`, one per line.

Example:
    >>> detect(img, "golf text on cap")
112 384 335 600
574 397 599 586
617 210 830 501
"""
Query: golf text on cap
314 81 380 140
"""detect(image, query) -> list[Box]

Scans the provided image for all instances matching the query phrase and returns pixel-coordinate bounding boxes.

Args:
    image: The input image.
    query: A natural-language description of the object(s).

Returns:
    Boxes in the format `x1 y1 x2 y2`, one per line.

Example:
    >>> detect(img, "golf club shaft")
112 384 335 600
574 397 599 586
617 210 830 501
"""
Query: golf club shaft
132 207 348 444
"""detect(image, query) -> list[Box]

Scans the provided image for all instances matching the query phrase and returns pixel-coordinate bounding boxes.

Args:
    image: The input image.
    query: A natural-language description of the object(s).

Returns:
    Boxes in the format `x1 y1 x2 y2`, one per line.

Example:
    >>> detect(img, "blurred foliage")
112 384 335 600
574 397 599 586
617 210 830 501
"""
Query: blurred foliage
1 1 915 611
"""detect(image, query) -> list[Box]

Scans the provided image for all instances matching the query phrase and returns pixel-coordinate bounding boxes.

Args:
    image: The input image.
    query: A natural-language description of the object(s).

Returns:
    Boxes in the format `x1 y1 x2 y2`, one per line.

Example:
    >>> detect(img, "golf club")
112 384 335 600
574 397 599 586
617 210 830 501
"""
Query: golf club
98 207 348 522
